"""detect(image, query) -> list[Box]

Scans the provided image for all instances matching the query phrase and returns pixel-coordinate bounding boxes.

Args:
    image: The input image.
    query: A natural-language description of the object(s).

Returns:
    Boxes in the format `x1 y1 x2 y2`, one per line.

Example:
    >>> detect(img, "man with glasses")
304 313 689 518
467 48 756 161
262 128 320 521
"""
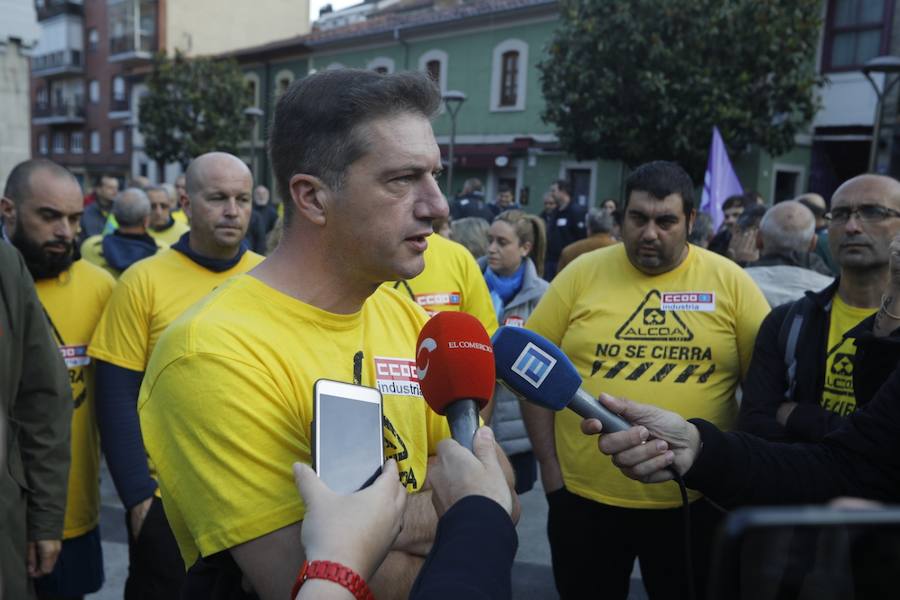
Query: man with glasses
738 174 900 443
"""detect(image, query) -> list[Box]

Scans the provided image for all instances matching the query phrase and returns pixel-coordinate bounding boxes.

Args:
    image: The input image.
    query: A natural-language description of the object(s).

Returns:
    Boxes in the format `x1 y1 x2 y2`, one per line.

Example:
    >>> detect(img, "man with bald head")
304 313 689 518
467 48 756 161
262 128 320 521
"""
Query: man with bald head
88 152 263 599
745 201 833 306
739 174 900 443
797 192 837 274
81 188 162 277
146 185 189 247
2 158 115 599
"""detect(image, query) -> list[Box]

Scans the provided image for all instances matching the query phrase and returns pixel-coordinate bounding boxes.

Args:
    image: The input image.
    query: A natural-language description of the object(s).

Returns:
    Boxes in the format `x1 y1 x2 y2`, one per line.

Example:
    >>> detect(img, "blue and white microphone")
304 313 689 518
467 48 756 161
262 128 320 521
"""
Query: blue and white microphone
492 326 631 434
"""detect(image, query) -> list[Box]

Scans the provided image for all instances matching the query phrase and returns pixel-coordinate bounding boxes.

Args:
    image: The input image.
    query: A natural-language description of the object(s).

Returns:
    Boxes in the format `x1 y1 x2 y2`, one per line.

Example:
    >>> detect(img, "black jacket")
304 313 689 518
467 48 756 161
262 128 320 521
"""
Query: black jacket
686 317 900 506
737 280 850 443
410 496 517 600
545 201 587 262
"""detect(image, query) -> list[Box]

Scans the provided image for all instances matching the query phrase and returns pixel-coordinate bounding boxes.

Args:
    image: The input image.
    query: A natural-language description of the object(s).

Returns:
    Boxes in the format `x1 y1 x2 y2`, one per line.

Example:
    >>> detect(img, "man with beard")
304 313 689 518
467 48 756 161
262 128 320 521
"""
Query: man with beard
1 158 115 599
523 161 769 600
88 152 263 599
739 175 900 443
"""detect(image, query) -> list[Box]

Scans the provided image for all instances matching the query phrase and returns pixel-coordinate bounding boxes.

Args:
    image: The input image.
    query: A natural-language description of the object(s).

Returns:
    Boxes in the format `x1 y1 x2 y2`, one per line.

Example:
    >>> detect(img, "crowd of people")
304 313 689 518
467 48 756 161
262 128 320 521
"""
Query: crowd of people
2 67 900 600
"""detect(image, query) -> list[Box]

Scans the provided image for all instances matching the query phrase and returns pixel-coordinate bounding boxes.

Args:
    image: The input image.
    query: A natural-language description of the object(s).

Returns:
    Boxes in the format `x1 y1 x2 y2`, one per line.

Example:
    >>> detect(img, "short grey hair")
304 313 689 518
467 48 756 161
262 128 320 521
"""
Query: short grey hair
759 201 815 255
113 187 151 227
450 217 490 258
586 208 615 235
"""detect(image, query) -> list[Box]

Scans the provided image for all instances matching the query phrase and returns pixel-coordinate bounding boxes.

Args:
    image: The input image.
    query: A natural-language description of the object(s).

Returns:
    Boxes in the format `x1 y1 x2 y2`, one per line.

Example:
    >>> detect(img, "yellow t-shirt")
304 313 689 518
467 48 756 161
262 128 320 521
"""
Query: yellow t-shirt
527 244 769 508
821 296 877 416
171 208 189 225
89 248 264 371
138 276 452 567
35 260 116 538
148 219 190 247
388 233 498 335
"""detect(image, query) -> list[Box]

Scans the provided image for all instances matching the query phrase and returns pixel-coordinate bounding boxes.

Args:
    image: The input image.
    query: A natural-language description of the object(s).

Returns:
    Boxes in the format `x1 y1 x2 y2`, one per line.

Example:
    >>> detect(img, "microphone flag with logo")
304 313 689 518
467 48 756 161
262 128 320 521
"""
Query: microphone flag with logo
416 311 495 451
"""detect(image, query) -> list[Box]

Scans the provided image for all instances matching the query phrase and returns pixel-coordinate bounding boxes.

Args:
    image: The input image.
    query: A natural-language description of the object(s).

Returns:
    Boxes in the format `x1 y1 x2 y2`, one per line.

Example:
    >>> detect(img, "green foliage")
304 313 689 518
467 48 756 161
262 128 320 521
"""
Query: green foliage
538 0 825 181
139 50 252 168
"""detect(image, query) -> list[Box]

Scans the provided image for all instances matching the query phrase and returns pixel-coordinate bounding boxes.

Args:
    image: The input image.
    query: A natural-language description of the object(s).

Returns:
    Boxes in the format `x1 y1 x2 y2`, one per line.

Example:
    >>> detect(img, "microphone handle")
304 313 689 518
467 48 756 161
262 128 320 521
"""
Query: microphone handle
568 388 632 434
445 399 480 452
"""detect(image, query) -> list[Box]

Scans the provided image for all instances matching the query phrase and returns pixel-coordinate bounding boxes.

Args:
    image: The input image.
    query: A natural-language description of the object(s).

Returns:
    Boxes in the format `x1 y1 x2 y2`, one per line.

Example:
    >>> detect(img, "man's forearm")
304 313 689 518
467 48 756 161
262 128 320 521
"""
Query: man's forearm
519 400 557 463
95 361 157 508
392 490 437 556
369 551 424 600
874 289 900 337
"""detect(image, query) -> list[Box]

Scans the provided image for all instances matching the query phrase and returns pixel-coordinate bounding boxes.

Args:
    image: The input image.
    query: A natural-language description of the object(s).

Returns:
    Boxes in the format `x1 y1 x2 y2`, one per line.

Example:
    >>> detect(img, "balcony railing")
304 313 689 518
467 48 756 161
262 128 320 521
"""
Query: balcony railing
33 100 86 124
110 97 130 113
31 49 83 76
37 0 84 20
109 33 156 60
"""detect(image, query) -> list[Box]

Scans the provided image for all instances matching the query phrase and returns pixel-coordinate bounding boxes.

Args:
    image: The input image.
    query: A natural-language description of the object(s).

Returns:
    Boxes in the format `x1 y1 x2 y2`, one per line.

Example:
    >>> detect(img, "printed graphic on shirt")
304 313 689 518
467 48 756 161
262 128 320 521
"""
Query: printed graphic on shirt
615 290 694 342
504 316 524 327
415 292 461 308
373 356 422 398
59 345 89 409
821 338 858 416
660 292 716 312
587 289 715 384
383 416 418 490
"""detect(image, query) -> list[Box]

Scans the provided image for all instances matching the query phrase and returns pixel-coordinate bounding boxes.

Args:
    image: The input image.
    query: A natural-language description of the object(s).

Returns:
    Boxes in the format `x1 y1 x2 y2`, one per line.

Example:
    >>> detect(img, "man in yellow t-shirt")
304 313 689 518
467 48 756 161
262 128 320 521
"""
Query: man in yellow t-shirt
147 185 190 247
89 152 262 599
738 174 900 443
2 158 116 598
139 70 515 600
525 161 768 600
389 232 498 333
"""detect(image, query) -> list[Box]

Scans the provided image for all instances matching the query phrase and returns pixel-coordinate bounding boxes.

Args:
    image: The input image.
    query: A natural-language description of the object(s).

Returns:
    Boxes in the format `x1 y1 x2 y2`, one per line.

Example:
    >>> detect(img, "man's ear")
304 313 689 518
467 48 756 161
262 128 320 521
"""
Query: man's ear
0 196 18 235
289 174 329 227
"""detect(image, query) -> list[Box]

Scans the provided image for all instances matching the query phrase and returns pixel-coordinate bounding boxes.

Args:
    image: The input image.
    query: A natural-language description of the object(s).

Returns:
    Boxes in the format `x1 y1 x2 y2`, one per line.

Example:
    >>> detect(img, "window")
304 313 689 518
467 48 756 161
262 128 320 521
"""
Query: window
418 50 448 94
88 28 99 51
367 57 395 74
36 87 48 108
90 130 100 154
71 132 84 154
112 76 126 101
426 60 441 83
38 133 48 155
490 39 528 112
500 51 519 107
113 129 125 154
89 80 100 103
274 70 294 97
823 0 892 71
52 132 66 154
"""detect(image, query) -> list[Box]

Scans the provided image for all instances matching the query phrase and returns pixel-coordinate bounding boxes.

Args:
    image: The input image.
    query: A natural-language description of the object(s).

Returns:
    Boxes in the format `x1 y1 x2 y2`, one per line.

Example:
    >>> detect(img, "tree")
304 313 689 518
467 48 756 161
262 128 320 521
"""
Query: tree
139 50 253 172
538 0 825 181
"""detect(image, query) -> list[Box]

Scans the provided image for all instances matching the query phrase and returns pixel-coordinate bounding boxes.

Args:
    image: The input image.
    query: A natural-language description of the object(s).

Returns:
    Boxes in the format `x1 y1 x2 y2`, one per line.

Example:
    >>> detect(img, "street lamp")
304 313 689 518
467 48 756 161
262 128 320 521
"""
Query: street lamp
861 55 900 172
243 107 265 179
442 90 466 199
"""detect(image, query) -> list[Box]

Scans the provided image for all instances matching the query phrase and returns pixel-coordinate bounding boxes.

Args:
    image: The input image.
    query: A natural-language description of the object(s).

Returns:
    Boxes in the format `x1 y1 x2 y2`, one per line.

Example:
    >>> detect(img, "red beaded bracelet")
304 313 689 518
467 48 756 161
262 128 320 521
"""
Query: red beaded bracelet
290 560 375 600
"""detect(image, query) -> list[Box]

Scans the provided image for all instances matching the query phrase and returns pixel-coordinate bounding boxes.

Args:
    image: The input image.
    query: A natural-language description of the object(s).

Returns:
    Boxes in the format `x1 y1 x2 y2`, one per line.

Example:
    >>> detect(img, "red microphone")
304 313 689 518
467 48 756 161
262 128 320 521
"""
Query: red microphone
416 312 495 452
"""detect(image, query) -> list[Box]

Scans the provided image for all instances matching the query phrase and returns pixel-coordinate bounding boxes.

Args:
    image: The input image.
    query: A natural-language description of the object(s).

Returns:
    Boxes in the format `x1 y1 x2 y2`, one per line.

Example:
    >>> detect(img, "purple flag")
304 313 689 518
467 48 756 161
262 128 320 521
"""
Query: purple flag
699 127 743 231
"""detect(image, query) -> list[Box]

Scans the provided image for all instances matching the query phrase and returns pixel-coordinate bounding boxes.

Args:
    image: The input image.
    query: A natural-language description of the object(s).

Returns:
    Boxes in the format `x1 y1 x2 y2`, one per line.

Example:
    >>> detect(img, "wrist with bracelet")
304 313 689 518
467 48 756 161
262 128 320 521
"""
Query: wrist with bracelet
291 560 374 600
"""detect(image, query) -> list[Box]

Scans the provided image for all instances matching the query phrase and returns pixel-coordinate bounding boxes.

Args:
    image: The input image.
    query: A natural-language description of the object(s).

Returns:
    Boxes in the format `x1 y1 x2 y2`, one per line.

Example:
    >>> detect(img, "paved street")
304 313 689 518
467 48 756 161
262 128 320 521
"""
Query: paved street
89 462 647 599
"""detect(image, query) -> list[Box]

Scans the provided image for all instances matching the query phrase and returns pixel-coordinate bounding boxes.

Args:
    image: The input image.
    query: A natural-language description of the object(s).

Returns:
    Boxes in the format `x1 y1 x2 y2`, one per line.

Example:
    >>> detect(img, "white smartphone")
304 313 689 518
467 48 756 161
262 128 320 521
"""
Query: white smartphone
312 379 385 494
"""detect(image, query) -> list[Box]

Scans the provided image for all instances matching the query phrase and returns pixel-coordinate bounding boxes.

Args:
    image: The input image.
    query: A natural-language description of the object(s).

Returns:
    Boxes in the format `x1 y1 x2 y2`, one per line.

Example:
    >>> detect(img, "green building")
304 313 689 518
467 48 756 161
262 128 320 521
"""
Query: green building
226 0 811 212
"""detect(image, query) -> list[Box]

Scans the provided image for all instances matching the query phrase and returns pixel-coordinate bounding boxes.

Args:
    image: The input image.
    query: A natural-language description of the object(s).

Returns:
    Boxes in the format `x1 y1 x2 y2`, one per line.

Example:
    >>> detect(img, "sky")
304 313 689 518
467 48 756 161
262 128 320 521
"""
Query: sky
309 0 362 22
